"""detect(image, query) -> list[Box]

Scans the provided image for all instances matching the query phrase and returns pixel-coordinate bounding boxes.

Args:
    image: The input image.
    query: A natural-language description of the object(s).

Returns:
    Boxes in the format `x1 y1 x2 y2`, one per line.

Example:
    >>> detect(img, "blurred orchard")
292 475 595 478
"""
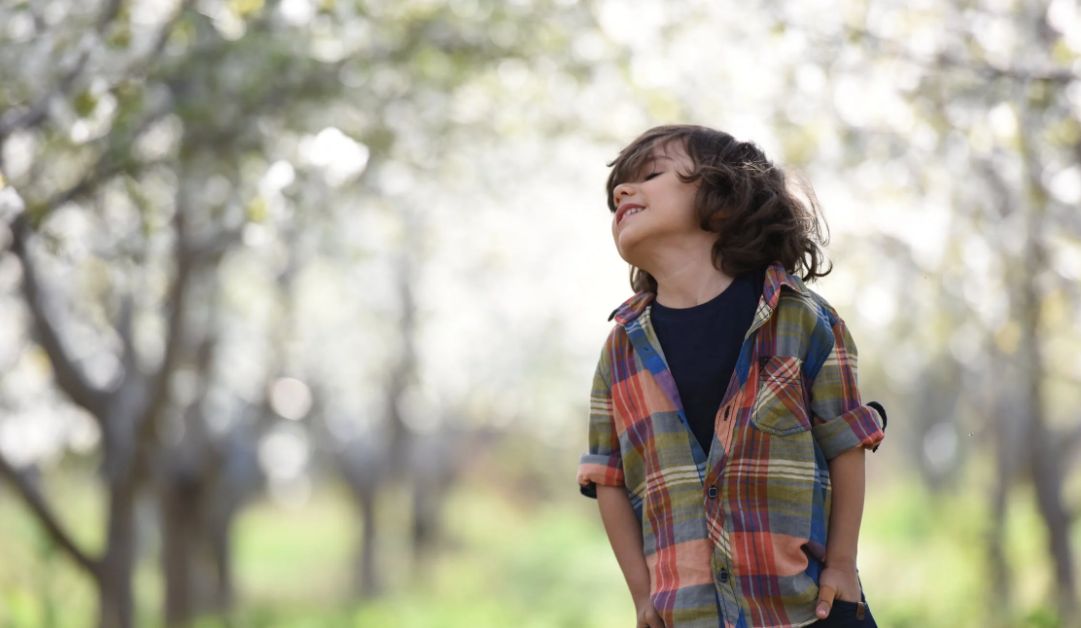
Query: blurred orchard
0 0 1079 627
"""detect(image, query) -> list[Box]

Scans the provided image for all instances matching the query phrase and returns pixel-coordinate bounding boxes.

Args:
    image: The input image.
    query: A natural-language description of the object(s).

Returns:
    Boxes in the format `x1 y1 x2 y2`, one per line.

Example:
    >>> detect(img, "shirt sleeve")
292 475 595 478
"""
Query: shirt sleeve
808 312 886 461
576 343 625 499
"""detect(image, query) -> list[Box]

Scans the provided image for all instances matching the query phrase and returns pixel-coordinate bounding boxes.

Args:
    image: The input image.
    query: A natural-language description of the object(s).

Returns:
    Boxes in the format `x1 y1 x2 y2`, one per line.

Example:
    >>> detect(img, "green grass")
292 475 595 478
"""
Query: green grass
0 464 1076 627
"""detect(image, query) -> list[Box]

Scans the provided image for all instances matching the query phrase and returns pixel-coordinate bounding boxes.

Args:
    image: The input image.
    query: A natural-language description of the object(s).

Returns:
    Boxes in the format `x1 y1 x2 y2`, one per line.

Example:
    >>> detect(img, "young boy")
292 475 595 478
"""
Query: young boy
576 125 887 628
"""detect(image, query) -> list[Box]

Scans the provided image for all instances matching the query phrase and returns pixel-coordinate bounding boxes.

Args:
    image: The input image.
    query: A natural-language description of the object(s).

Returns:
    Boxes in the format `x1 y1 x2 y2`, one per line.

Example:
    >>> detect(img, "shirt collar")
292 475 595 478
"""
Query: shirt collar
607 260 806 325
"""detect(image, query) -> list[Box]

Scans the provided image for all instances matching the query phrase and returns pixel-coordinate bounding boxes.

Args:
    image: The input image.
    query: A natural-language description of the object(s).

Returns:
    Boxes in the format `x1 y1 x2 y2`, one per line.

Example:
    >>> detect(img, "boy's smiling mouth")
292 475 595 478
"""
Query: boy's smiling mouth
616 203 646 225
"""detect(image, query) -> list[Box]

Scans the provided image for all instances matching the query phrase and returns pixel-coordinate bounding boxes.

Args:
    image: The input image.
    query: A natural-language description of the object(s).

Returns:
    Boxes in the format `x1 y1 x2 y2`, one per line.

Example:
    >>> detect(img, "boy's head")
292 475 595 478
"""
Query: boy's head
605 124 832 293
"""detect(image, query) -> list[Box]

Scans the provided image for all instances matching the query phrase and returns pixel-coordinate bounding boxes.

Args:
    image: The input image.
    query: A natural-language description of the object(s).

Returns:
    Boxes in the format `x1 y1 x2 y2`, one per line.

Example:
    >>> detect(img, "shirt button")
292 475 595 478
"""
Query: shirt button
719 569 730 583
707 485 718 498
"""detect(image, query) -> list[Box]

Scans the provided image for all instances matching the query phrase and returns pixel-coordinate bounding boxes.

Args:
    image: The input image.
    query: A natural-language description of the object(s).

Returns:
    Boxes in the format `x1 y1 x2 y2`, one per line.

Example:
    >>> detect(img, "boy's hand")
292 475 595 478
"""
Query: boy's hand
815 564 861 619
634 596 666 628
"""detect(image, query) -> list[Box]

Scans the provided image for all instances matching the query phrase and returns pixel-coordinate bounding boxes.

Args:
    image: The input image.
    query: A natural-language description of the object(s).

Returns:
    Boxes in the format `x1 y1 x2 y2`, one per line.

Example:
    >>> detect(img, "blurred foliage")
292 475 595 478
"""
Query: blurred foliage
2 463 1081 627
2 0 1081 625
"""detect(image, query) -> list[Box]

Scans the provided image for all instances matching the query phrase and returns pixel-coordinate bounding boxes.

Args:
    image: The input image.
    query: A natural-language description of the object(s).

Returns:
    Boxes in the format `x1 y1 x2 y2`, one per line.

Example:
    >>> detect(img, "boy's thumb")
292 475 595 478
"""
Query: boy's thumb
816 584 836 618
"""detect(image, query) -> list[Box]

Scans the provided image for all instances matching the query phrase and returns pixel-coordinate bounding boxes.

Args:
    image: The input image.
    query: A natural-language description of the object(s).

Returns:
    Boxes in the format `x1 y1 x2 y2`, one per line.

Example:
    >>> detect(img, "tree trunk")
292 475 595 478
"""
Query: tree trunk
1021 278 1078 622
354 482 380 599
986 394 1014 628
97 485 137 628
161 478 202 627
159 453 249 623
1016 69 1080 624
411 477 438 581
209 519 235 613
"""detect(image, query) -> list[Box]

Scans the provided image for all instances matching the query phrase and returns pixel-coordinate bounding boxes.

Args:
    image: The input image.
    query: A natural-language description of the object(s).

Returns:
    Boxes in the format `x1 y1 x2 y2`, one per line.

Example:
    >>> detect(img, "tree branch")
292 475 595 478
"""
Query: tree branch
0 0 190 142
26 107 174 223
0 453 100 576
0 51 90 140
187 227 245 263
0 0 125 140
114 292 138 376
138 182 198 442
780 17 1080 84
8 214 110 420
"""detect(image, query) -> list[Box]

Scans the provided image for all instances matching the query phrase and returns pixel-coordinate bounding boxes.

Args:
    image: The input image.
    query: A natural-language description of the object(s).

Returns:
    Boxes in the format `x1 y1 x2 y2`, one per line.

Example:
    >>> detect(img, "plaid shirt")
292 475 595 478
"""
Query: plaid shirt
577 260 886 628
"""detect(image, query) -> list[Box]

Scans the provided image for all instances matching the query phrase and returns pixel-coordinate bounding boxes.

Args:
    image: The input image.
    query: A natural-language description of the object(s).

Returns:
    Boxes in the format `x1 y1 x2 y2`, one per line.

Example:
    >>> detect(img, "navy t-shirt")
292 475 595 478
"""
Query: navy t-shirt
649 264 768 457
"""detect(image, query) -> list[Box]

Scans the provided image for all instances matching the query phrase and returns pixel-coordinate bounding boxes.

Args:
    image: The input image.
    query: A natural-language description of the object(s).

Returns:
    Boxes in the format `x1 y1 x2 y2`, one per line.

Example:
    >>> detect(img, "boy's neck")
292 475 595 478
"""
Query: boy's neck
653 268 737 309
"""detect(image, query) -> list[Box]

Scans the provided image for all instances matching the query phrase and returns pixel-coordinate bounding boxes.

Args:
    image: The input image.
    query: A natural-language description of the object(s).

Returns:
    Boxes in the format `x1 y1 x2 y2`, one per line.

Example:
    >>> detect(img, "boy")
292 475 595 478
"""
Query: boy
577 125 887 628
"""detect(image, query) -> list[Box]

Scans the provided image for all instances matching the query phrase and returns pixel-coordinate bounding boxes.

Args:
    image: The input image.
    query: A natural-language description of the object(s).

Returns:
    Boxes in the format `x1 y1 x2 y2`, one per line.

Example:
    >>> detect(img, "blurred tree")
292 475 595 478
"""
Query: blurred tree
1 0 616 624
0 0 340 625
761 0 1081 623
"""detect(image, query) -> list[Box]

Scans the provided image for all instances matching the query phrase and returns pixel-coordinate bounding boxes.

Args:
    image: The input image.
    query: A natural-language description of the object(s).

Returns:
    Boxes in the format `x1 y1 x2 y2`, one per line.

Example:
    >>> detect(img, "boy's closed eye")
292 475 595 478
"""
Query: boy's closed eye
629 171 661 184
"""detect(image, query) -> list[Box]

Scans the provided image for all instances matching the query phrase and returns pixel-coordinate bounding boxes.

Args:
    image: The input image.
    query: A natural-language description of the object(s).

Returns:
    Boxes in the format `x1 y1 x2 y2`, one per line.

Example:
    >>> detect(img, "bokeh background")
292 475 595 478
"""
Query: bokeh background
1 0 1080 627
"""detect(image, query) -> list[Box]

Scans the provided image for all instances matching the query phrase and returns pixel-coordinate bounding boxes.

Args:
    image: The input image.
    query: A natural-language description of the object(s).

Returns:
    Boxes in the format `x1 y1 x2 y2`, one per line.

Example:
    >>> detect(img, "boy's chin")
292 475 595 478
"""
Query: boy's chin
615 229 651 254
614 236 652 263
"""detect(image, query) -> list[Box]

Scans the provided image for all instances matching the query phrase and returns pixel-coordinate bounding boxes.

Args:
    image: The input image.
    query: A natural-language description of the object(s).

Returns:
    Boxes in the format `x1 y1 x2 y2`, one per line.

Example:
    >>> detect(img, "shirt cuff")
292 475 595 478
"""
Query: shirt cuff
811 402 886 461
577 452 625 499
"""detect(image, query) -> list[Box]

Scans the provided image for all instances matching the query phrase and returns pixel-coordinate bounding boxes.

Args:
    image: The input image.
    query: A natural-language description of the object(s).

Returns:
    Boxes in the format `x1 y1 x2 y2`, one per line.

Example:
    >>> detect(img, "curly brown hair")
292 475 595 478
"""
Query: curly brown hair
605 124 832 293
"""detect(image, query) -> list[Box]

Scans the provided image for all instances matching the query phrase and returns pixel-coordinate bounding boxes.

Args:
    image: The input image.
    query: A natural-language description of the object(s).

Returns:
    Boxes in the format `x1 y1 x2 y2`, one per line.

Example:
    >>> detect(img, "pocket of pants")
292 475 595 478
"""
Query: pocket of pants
750 355 811 436
828 599 874 625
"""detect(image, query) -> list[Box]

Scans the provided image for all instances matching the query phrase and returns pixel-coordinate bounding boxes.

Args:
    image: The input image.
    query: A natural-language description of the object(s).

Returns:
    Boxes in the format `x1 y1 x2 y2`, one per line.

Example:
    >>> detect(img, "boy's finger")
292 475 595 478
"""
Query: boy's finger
816 584 836 618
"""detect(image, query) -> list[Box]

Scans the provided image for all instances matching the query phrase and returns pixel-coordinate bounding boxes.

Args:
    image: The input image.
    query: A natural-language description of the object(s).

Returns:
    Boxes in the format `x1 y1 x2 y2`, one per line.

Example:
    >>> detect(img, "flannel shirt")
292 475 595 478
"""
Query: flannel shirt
576 260 886 628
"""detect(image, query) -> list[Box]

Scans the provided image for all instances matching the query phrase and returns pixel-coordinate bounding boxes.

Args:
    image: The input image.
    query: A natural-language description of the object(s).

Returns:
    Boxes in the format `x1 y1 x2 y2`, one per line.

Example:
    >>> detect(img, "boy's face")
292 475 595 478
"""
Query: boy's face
610 139 701 267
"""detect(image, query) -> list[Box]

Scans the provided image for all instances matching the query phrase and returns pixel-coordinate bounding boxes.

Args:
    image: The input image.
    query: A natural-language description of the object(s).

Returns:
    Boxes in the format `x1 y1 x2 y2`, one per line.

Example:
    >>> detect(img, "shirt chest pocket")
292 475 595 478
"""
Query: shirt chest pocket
751 355 812 436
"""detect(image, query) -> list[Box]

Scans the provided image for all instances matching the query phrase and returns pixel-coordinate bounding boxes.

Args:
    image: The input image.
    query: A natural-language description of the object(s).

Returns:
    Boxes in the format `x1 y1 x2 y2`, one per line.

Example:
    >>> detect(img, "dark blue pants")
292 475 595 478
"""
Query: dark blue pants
813 579 877 627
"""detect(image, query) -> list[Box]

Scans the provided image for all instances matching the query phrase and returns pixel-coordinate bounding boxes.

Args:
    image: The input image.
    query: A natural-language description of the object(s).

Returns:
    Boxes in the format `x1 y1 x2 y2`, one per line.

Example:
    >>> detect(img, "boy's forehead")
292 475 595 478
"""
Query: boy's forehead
646 139 688 163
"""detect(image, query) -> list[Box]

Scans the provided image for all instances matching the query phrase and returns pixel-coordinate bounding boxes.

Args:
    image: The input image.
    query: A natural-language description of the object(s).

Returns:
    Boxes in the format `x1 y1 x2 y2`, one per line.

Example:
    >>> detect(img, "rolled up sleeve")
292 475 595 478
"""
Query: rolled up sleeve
576 346 624 499
808 313 886 461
